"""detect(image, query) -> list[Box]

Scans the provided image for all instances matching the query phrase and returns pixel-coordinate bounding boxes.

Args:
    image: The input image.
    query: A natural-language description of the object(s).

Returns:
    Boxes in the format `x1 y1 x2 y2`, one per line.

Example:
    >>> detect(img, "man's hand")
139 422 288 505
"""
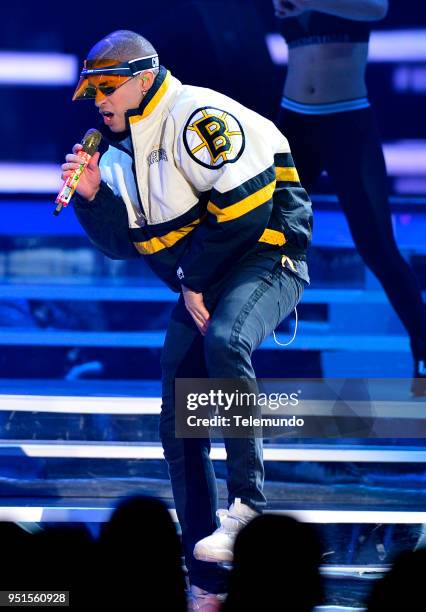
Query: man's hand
273 0 310 18
182 285 210 336
61 143 101 201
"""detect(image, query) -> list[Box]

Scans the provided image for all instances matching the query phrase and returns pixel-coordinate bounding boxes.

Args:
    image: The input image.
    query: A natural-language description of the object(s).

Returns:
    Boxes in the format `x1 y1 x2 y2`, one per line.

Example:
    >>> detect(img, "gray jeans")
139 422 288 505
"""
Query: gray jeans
159 249 307 592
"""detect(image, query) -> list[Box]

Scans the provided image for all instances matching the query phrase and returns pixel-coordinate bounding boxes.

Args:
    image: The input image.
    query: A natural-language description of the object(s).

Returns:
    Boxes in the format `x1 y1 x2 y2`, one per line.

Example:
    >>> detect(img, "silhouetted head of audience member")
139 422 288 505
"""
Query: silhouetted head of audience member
222 514 323 612
367 547 426 611
31 525 96 608
0 523 95 608
0 523 35 590
98 494 187 610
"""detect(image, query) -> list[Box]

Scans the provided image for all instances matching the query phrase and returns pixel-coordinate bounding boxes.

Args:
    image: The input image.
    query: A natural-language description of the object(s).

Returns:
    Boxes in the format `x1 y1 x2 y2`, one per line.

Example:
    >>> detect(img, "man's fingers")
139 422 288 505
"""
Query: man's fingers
88 151 100 168
62 162 80 172
65 153 83 164
72 143 83 154
63 150 99 174
192 306 210 326
193 317 206 335
181 288 211 334
188 308 207 329
200 307 210 321
192 302 210 322
187 308 209 335
197 319 209 336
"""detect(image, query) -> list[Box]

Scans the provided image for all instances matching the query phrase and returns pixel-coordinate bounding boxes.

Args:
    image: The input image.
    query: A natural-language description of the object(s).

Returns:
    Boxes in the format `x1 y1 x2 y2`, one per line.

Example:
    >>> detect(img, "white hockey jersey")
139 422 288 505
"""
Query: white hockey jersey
73 66 312 292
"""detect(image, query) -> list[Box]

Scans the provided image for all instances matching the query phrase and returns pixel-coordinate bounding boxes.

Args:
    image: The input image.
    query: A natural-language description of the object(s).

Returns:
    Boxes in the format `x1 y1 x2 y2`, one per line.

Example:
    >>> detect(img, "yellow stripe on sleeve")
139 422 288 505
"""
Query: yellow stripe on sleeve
207 180 276 223
134 217 201 255
258 228 286 247
276 166 300 183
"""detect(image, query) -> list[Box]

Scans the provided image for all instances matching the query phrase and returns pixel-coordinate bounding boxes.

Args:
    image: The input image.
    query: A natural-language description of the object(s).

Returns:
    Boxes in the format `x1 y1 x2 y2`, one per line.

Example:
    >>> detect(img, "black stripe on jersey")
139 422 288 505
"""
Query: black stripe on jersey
209 165 276 209
128 194 209 242
274 152 295 169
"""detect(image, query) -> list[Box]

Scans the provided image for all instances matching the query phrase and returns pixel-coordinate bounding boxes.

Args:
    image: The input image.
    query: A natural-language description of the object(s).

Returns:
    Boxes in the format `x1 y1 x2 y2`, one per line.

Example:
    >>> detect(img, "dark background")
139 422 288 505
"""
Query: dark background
1 0 425 166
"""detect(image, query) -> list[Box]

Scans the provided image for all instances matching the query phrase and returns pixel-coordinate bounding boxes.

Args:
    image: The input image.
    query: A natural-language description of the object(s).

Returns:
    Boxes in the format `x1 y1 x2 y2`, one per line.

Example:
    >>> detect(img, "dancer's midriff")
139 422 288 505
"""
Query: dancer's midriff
284 42 369 103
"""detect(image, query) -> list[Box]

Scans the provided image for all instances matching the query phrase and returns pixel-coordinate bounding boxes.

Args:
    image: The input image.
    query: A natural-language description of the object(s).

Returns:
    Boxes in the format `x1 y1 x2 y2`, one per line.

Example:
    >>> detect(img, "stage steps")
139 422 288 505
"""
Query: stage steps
0 383 424 608
1 384 425 516
1 206 425 378
0 282 422 378
0 283 423 304
0 328 414 351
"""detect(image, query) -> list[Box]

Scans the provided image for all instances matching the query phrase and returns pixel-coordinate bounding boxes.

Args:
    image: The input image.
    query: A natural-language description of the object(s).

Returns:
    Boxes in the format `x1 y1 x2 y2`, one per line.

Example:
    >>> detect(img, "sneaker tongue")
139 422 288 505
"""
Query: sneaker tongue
222 515 245 530
230 499 257 519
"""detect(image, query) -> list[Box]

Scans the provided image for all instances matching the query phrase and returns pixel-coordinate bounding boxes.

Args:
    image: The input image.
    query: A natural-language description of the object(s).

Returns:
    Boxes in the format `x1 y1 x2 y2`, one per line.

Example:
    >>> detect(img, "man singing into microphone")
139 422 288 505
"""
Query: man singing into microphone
62 30 312 610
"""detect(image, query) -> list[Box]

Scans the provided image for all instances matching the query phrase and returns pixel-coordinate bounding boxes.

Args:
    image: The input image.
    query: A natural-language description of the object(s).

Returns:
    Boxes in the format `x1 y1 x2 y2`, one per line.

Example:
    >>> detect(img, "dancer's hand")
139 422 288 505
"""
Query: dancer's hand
182 286 210 335
273 0 309 18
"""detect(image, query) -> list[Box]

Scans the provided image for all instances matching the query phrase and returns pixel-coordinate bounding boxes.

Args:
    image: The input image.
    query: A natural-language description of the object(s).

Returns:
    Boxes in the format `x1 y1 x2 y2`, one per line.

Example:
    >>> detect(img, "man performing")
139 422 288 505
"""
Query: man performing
272 0 426 395
62 30 312 609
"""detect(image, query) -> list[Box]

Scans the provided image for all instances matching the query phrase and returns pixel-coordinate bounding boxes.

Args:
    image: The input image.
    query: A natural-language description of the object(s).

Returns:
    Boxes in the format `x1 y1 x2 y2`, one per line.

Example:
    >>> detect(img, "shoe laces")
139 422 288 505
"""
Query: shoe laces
214 508 248 534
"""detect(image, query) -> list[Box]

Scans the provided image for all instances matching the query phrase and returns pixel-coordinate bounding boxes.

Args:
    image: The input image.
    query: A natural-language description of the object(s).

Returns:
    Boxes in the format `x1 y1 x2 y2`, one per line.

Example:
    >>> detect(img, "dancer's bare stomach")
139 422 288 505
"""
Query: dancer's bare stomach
284 42 369 103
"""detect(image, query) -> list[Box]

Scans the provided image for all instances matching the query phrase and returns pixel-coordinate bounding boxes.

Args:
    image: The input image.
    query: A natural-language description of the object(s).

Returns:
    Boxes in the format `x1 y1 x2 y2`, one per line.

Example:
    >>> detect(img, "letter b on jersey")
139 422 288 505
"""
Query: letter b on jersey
184 107 245 169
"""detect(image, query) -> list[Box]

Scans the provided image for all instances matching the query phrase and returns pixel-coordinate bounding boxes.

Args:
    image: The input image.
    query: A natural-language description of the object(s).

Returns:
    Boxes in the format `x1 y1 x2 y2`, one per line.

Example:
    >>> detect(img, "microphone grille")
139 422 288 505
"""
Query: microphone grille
81 129 102 155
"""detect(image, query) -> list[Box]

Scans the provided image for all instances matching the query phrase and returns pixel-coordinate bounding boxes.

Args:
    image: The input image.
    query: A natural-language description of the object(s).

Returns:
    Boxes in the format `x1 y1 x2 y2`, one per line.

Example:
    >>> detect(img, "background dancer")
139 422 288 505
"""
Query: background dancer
273 0 426 395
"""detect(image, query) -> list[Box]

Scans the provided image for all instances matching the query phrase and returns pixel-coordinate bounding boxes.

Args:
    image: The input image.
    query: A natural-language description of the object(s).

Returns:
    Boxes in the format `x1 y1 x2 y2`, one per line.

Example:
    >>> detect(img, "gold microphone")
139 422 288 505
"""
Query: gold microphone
54 128 102 216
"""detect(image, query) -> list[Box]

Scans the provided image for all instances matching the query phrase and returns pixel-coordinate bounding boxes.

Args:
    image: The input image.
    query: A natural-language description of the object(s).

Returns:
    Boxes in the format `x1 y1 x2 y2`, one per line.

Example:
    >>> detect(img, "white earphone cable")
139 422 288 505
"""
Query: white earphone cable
272 306 298 347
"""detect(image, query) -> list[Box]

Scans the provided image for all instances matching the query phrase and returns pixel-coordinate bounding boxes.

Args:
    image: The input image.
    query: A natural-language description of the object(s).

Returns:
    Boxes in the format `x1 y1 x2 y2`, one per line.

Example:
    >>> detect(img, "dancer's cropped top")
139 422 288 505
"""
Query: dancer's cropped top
280 11 371 48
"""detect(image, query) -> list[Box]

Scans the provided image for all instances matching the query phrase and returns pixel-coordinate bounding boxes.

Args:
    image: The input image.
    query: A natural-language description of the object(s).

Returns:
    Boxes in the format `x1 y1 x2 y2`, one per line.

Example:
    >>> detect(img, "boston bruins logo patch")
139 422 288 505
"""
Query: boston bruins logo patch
183 106 245 169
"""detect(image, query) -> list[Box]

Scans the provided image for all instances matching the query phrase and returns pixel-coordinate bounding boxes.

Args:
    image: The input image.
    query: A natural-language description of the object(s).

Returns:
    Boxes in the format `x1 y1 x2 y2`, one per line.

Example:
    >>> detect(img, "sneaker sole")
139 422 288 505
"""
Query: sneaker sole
193 548 234 563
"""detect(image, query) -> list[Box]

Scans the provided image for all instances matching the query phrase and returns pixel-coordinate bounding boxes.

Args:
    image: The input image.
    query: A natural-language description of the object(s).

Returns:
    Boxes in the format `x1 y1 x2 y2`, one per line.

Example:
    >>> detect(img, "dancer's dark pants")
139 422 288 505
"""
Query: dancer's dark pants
278 106 426 358
159 249 307 593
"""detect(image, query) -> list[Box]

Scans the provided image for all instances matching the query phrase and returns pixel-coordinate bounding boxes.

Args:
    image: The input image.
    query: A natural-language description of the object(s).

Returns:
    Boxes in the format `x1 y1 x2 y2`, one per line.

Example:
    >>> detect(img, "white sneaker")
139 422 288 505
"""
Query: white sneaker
193 498 259 563
187 585 226 612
